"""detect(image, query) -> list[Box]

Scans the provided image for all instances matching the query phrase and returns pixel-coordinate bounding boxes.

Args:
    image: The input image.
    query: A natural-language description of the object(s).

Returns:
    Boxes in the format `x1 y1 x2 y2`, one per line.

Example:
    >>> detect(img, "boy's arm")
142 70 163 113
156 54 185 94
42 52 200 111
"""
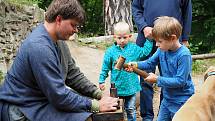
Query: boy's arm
157 55 192 88
99 51 112 84
181 0 192 41
137 49 159 70
136 39 153 59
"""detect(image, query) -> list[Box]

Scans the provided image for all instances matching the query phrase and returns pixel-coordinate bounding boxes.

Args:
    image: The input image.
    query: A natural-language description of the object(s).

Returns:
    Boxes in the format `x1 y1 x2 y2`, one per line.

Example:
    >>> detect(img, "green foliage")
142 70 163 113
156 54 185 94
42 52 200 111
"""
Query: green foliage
190 0 215 54
79 0 104 36
35 0 104 36
8 0 215 53
0 71 3 85
37 0 51 10
7 0 42 6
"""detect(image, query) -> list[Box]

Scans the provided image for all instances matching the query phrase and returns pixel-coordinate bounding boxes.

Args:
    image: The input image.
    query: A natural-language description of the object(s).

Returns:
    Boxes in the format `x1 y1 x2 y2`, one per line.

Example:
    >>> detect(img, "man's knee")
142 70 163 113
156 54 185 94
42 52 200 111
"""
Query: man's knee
86 116 92 121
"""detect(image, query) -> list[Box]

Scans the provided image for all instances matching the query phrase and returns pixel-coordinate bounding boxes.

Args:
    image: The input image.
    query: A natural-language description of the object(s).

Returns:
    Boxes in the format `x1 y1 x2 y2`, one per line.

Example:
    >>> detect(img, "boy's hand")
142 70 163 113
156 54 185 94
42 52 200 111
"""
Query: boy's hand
124 62 137 72
145 73 158 84
99 83 105 91
128 62 138 68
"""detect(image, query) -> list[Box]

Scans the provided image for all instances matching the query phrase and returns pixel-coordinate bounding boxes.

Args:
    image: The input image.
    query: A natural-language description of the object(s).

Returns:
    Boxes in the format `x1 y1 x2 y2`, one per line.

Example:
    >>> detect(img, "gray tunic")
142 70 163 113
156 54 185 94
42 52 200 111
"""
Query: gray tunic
0 24 100 121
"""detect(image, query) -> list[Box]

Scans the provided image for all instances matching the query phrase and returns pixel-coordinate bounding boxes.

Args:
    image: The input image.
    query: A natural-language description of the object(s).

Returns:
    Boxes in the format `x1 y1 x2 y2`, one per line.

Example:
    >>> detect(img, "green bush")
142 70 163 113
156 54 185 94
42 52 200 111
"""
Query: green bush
190 0 215 54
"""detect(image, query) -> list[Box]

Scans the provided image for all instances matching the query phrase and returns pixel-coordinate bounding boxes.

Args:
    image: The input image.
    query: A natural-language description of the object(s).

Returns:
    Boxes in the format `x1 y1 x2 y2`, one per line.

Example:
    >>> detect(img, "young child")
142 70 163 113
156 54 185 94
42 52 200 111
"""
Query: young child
126 16 195 121
99 21 153 121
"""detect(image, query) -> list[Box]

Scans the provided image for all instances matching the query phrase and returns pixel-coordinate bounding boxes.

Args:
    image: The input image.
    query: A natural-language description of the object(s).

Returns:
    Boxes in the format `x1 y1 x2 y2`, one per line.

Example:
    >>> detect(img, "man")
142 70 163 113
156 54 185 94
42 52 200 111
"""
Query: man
0 0 118 121
132 0 192 120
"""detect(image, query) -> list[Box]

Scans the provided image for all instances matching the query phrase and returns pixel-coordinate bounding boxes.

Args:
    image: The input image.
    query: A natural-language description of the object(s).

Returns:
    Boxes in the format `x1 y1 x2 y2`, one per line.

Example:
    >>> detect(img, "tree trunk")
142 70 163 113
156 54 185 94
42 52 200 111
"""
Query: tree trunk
192 53 215 60
104 0 133 35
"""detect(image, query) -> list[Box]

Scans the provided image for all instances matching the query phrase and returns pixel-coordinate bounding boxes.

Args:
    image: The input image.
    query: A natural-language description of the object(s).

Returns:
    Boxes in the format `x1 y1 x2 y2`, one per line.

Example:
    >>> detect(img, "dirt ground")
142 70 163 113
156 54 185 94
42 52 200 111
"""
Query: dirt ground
67 41 204 121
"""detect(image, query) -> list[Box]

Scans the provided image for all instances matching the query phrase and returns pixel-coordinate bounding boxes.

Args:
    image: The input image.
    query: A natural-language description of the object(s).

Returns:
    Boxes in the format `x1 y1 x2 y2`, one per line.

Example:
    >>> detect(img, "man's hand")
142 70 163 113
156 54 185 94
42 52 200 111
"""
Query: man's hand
182 40 190 48
143 27 153 39
145 73 158 84
99 95 119 112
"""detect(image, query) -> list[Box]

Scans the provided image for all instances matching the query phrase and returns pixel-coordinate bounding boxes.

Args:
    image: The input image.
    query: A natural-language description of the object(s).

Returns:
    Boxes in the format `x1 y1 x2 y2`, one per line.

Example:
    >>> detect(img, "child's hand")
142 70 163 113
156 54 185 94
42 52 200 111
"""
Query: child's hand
99 83 105 91
124 62 137 72
145 73 158 84
124 65 134 72
128 62 137 68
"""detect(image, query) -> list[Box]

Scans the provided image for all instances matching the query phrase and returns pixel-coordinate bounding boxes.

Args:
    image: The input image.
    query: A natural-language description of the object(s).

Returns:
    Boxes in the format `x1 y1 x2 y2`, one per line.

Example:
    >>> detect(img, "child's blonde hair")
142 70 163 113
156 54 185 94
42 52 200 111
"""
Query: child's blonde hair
113 22 130 34
152 16 182 40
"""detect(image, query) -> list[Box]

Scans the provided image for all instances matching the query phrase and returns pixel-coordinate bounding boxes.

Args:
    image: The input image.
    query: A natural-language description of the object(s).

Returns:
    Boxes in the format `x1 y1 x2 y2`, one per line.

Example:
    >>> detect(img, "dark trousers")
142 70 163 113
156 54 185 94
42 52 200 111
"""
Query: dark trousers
140 78 154 121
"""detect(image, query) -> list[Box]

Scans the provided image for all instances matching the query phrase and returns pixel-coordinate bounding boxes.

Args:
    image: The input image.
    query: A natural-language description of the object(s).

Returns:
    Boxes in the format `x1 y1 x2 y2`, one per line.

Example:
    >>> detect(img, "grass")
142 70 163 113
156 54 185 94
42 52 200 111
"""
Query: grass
192 58 215 75
76 40 114 50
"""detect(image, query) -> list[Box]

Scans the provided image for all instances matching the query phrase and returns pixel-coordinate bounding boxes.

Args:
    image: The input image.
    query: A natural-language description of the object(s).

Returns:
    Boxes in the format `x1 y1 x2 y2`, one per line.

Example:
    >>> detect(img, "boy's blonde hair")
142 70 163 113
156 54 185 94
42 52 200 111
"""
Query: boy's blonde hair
152 16 182 40
113 22 130 34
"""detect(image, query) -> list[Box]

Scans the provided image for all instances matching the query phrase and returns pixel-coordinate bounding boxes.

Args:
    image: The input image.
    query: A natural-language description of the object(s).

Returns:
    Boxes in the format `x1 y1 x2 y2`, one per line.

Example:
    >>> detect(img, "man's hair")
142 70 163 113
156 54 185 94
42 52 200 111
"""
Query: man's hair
45 0 85 23
113 22 130 34
152 16 182 40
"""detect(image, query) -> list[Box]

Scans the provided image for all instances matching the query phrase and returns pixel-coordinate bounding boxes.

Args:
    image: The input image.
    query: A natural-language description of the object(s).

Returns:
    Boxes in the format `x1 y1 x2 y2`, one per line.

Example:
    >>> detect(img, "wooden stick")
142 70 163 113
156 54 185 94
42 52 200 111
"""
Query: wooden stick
123 64 149 78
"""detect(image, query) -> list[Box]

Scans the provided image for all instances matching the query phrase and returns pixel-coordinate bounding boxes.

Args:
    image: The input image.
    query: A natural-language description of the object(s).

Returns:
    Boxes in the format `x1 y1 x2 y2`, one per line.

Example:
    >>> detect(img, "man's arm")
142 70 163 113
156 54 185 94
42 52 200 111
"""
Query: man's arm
181 0 192 42
65 56 102 100
29 43 92 112
60 42 102 100
132 0 148 33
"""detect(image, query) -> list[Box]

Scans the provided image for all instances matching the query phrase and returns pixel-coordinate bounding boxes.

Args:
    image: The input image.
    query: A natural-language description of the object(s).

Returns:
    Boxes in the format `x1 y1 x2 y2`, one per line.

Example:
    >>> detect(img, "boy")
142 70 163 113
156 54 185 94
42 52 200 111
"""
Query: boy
126 16 194 121
99 22 153 121
132 1 192 120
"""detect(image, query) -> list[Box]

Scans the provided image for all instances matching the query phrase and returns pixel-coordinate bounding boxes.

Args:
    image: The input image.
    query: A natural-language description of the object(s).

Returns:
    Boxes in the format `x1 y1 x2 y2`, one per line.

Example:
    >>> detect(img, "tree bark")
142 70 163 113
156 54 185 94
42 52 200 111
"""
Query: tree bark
104 0 133 35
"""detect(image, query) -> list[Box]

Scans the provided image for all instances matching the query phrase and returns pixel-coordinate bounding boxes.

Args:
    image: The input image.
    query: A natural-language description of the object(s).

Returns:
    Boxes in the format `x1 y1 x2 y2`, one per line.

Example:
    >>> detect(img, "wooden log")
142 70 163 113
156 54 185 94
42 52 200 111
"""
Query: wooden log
192 53 215 60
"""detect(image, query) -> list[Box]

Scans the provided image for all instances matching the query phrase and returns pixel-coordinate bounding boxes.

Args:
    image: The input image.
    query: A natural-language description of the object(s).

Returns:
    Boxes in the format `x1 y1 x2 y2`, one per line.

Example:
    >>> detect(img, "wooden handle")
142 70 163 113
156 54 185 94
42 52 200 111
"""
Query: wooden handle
123 64 149 78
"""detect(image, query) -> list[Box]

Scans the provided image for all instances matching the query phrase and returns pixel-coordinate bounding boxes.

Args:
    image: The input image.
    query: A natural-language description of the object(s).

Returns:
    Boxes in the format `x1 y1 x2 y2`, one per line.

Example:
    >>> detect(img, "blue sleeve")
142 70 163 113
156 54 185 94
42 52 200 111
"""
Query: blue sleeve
29 44 91 112
136 39 153 59
181 0 192 40
157 55 192 88
137 49 159 70
99 50 112 84
132 0 148 33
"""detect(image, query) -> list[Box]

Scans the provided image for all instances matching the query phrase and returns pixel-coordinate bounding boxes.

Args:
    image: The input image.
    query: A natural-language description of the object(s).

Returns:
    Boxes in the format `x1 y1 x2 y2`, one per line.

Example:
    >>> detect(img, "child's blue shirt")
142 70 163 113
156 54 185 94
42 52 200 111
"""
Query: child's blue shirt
138 45 194 103
99 40 153 96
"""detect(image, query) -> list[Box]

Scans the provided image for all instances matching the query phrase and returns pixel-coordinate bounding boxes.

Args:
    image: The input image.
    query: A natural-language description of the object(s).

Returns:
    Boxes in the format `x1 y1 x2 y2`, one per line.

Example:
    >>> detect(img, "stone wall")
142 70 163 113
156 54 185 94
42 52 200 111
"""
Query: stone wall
0 0 44 76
